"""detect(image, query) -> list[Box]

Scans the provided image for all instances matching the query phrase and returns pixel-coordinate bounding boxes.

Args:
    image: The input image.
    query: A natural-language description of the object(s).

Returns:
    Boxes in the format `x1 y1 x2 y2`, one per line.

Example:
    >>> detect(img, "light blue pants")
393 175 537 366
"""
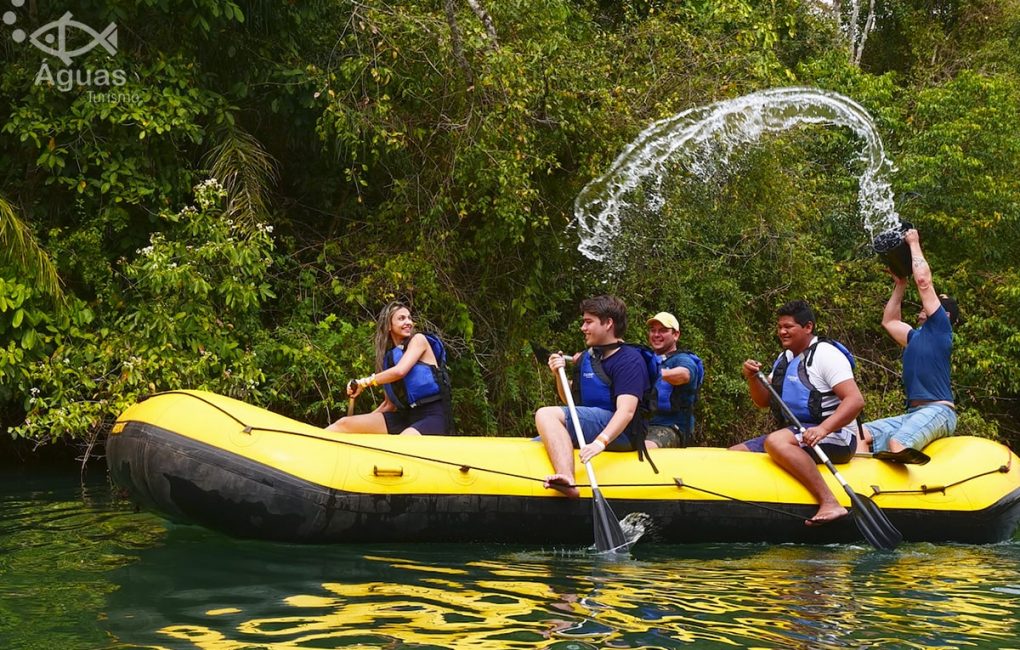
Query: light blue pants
864 404 958 452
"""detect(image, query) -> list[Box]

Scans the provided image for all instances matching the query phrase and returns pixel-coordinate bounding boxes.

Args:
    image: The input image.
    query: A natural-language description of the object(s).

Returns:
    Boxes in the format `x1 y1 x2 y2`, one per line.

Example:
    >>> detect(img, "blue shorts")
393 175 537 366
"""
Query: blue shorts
560 406 634 451
864 403 957 452
741 428 855 464
383 400 451 435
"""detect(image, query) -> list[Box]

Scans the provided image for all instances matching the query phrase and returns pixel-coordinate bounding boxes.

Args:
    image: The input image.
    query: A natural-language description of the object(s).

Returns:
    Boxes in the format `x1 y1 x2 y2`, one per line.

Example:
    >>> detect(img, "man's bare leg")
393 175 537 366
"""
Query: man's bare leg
535 406 580 498
765 429 848 525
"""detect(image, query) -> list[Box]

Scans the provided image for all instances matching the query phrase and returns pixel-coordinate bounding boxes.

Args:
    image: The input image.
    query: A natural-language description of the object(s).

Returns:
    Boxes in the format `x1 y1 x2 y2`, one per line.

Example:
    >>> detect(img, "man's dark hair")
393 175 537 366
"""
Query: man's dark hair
939 294 961 327
580 294 627 337
777 300 816 328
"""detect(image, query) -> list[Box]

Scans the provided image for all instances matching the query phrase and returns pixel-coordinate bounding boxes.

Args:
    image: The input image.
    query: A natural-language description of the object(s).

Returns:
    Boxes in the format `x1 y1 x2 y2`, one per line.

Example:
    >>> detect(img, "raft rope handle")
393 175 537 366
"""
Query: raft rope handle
672 477 806 521
867 449 1012 497
869 464 1013 497
142 391 1015 496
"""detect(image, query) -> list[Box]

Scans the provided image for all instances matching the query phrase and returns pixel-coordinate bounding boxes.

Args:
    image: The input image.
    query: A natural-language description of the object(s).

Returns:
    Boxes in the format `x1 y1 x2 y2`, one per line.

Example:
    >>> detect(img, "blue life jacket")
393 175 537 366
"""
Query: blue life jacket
653 350 704 414
572 343 661 473
770 338 855 428
573 343 660 411
574 348 614 410
383 333 451 410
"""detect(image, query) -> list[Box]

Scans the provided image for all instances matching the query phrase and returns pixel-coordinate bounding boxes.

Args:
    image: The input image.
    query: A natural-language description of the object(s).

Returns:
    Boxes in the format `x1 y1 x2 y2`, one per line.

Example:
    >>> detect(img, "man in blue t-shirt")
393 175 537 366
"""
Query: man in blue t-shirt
535 295 650 498
645 312 703 448
859 228 960 465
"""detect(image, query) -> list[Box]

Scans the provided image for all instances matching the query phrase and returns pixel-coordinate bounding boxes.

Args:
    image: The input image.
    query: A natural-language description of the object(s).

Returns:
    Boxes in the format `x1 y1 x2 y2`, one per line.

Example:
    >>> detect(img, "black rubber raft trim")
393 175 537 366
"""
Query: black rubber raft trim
108 422 1020 545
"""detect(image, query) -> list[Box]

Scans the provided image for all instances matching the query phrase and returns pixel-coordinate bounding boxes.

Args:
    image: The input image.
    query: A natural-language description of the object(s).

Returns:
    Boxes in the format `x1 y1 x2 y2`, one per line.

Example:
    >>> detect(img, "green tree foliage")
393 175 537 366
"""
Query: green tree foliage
11 180 276 445
1 0 1019 452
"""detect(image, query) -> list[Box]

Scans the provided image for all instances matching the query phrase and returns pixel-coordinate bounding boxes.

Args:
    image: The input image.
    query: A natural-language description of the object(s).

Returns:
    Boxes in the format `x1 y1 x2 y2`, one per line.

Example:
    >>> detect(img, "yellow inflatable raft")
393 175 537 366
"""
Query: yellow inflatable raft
107 390 1020 545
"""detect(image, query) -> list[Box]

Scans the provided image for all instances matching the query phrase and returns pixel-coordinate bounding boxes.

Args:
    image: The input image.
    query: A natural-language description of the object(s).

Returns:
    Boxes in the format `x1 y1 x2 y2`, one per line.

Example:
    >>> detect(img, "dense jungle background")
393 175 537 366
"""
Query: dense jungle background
2 0 1019 462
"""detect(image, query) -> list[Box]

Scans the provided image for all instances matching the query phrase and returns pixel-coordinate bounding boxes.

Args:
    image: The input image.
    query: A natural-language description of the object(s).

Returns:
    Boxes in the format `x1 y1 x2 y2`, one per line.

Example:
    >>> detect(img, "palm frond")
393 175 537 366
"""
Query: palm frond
203 127 279 227
0 195 64 302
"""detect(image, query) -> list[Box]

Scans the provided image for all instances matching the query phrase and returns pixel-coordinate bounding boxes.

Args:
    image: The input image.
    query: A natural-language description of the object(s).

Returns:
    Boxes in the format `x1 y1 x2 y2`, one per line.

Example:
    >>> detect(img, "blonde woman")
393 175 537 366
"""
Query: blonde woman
327 302 453 435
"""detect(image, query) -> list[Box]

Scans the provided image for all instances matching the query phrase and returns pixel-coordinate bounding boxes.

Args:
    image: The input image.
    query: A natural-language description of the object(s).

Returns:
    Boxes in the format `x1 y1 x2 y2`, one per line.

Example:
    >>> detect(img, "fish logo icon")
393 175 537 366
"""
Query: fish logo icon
26 11 117 65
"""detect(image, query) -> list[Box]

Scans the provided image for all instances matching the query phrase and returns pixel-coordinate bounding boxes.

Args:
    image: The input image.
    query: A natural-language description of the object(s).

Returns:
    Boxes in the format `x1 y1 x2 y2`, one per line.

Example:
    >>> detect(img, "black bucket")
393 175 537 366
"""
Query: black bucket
872 221 913 278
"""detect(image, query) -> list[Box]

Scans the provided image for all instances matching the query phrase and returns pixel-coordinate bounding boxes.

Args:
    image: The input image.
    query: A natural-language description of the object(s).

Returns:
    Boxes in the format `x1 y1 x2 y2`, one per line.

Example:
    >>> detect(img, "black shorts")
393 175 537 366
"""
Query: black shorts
803 441 855 464
383 400 451 435
743 429 856 464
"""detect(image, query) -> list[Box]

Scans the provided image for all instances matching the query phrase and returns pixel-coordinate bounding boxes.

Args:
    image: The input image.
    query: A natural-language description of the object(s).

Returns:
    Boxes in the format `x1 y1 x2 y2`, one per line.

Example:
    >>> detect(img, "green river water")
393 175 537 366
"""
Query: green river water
2 467 1020 649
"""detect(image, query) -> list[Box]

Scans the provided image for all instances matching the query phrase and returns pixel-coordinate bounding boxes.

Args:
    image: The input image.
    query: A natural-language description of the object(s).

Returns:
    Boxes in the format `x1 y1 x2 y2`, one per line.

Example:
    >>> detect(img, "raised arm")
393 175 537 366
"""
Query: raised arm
881 275 913 348
905 228 942 317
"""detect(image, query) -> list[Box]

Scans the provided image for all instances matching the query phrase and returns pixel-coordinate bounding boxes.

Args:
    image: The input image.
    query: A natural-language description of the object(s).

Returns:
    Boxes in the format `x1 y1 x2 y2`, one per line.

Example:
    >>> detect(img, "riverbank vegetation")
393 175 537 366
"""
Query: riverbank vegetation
2 0 1018 457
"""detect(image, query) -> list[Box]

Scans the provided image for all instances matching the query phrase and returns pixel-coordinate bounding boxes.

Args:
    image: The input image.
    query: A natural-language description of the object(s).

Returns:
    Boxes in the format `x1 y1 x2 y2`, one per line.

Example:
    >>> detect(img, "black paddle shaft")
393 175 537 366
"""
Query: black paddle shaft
754 371 842 468
753 370 902 550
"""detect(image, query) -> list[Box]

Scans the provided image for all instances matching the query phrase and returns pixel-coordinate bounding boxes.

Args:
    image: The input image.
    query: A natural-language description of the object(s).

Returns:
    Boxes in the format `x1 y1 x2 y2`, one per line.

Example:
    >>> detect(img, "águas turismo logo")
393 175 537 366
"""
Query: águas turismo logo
3 0 130 99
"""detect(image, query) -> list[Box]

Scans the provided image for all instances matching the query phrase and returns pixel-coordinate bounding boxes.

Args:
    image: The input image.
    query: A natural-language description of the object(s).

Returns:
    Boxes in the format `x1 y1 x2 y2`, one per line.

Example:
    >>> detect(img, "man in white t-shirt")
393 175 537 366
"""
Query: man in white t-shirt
730 300 865 526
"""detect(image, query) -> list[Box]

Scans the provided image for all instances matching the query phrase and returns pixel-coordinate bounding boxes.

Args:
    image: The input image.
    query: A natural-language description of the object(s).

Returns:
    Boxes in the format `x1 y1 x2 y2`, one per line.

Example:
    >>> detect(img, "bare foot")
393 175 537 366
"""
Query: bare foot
543 474 580 499
805 505 849 527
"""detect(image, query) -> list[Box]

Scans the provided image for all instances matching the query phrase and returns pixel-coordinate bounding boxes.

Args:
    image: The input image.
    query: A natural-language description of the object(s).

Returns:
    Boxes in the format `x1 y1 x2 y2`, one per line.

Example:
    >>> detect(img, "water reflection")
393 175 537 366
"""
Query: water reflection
0 470 164 649
2 472 1019 649
101 536 1020 650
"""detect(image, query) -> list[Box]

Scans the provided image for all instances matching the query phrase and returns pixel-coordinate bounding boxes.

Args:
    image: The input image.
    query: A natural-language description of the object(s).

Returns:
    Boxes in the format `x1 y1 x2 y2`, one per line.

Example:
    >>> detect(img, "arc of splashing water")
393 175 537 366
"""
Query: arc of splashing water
573 87 900 262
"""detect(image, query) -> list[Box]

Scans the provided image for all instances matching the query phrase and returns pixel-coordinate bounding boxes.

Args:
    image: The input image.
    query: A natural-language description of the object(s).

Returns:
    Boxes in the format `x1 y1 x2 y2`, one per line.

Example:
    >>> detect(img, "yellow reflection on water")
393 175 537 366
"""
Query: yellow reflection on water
368 553 470 576
205 608 242 616
160 625 250 649
156 545 1020 649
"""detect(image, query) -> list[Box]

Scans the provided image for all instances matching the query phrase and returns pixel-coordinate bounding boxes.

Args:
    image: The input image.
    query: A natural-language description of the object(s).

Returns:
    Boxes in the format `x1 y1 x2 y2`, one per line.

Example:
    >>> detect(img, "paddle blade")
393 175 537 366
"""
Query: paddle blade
592 488 629 554
846 489 902 551
531 344 551 364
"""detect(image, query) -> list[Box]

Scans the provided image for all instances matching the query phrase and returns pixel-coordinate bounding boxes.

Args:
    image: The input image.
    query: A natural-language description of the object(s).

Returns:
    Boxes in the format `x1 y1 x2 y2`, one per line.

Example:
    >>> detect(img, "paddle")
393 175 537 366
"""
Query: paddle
755 370 902 550
345 379 362 417
531 344 573 365
555 359 629 554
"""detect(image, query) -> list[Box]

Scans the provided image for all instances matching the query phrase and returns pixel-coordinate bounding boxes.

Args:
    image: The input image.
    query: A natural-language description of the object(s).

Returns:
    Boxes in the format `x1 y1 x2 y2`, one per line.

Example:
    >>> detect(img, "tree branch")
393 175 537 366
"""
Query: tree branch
466 0 498 47
444 0 474 84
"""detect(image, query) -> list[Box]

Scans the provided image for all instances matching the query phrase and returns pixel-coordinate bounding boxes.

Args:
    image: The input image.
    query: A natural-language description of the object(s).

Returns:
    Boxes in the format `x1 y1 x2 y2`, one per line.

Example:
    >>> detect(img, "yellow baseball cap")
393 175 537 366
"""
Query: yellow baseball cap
646 312 679 331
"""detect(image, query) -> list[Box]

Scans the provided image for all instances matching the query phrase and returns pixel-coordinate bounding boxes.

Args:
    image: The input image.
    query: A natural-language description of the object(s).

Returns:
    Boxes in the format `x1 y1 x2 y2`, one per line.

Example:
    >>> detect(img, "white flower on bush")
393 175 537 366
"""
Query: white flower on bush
195 179 227 210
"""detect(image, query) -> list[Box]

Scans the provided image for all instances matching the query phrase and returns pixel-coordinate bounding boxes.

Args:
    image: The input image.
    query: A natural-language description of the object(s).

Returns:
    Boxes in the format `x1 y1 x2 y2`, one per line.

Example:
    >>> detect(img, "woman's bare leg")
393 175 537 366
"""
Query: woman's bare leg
326 412 389 433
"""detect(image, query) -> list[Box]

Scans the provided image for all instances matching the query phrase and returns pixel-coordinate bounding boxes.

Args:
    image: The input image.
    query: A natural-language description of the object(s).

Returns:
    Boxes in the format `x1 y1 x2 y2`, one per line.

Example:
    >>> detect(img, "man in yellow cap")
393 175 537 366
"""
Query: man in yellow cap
645 312 704 448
